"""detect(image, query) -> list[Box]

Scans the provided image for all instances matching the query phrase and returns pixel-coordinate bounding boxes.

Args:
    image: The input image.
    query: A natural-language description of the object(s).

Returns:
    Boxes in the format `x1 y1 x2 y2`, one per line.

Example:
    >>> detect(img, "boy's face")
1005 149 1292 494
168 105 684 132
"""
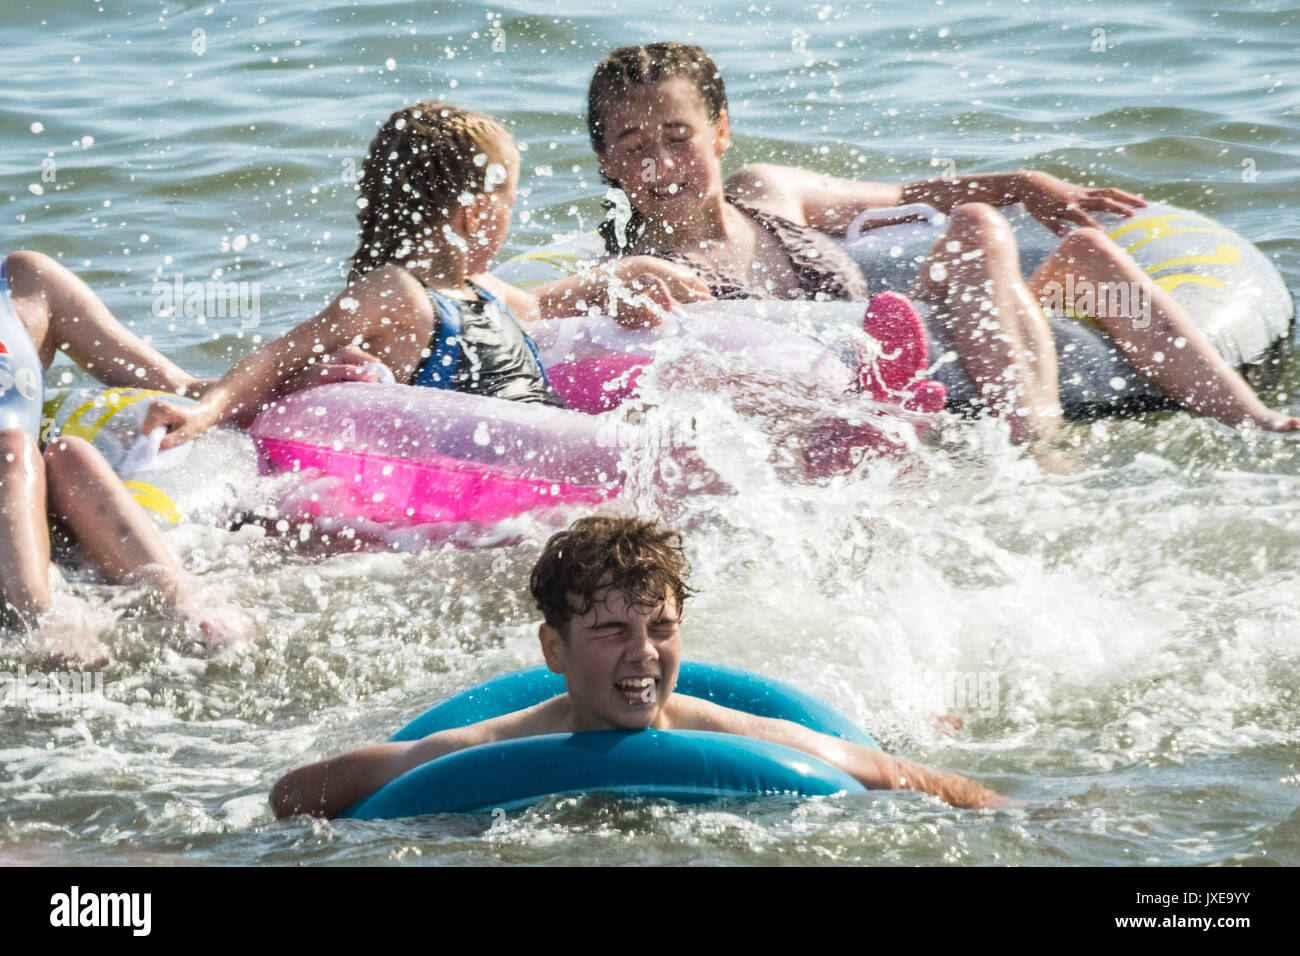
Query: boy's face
540 585 682 732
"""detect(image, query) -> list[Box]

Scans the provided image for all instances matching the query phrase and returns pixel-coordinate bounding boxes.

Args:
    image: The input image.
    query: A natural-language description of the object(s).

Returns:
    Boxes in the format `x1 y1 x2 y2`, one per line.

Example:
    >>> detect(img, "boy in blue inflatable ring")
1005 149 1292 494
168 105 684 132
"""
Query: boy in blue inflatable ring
270 515 1010 817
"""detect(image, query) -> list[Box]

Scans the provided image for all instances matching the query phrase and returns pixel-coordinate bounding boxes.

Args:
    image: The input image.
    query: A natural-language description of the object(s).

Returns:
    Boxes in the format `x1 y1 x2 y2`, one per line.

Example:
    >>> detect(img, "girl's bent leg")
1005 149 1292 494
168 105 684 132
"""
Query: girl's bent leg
43 436 253 650
0 429 52 628
1028 229 1299 432
909 203 1062 445
43 436 186 593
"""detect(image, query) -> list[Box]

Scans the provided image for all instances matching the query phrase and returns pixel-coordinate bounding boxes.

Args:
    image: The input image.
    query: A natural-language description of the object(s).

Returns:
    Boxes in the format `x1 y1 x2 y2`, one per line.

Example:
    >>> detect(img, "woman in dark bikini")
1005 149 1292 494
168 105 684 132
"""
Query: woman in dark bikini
580 42 1298 446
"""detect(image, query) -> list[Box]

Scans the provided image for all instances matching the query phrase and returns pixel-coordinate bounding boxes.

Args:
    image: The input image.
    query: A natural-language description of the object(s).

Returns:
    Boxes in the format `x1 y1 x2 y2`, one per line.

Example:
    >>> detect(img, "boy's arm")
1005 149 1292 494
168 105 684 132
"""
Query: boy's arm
771 719 1009 809
270 725 489 820
849 748 1012 810
688 701 1010 810
270 699 563 820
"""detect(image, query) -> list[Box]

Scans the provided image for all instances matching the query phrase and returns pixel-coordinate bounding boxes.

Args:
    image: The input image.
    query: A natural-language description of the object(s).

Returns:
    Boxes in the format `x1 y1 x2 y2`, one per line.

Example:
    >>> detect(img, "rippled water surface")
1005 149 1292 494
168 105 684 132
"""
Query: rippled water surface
1 0 1298 866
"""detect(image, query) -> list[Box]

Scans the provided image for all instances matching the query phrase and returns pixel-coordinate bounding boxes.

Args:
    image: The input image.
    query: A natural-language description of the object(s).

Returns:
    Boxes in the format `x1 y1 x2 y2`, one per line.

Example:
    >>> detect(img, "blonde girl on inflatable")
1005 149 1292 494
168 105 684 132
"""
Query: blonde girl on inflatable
142 102 687 448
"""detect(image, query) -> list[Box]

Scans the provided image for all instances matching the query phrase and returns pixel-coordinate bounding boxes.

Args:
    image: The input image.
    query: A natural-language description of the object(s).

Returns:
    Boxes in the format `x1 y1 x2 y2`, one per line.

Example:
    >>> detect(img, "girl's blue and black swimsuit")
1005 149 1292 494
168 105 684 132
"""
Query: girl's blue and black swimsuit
411 281 563 408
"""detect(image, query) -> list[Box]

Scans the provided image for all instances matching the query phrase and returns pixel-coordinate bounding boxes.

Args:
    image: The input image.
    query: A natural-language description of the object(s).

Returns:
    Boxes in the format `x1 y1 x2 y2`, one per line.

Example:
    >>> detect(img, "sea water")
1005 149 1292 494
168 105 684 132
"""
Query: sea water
0 0 1297 866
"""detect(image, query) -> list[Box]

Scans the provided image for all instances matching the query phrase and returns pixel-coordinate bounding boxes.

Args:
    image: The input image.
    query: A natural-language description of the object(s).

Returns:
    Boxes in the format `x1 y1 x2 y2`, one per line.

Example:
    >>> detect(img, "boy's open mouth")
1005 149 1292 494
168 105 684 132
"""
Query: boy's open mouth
615 677 657 704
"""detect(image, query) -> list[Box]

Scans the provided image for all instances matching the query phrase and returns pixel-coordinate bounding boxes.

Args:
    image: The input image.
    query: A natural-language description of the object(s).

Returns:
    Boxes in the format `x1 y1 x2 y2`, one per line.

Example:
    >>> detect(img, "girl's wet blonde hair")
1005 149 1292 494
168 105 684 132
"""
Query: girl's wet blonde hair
349 102 514 282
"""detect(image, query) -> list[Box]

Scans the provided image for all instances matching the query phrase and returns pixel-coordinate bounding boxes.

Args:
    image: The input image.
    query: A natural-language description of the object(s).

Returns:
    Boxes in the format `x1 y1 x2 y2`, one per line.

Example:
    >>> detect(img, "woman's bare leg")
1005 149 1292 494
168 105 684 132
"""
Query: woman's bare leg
910 203 1061 445
4 250 200 396
1028 229 1298 432
43 436 254 650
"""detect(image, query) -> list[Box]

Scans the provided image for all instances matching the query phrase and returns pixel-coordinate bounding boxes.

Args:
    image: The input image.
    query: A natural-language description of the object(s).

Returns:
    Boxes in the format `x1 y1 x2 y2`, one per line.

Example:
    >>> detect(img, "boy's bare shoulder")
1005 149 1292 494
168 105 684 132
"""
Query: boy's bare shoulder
663 693 760 733
458 695 573 746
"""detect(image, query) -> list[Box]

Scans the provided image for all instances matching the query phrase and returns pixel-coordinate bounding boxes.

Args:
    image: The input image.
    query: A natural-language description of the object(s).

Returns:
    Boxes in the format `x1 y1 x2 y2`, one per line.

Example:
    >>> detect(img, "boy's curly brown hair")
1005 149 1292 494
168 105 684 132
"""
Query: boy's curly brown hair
530 515 695 632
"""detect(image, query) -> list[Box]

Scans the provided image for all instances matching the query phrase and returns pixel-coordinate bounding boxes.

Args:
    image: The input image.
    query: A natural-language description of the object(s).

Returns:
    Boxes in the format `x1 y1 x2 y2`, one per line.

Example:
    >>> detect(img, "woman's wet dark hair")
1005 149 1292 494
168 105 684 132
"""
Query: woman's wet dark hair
587 43 728 255
530 515 696 632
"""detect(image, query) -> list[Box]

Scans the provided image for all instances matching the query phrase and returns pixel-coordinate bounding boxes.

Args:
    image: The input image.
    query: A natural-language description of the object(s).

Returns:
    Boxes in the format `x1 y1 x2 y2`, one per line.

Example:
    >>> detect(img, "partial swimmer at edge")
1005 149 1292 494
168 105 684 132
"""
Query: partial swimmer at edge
0 252 253 665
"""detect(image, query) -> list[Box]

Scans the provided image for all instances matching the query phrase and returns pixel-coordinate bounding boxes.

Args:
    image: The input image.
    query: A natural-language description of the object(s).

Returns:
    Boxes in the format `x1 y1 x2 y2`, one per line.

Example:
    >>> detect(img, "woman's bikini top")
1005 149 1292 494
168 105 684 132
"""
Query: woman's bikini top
651 193 870 302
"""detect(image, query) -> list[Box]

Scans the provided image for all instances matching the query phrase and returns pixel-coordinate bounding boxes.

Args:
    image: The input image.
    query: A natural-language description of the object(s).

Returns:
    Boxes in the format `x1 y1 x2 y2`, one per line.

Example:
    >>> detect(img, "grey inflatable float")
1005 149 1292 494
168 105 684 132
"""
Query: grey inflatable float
843 201 1293 418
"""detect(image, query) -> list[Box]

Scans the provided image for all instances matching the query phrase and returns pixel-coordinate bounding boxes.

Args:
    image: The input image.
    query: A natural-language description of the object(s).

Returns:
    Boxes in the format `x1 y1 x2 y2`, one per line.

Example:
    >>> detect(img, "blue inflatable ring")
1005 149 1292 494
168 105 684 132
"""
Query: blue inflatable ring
342 661 877 820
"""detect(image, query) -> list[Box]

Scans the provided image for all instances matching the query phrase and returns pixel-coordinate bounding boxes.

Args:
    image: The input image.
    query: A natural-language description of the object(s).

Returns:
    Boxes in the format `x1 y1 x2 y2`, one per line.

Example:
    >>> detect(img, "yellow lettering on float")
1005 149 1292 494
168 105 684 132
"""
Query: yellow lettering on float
123 480 183 524
61 388 167 443
1153 273 1226 292
1145 243 1241 274
1108 213 1234 254
1144 242 1240 291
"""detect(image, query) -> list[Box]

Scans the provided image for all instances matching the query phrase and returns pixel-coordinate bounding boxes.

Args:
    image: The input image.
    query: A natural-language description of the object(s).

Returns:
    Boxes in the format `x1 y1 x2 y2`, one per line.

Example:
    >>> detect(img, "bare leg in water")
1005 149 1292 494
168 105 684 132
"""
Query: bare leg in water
1027 228 1300 432
45 437 253 650
2 436 253 664
0 435 44 626
908 203 1062 447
